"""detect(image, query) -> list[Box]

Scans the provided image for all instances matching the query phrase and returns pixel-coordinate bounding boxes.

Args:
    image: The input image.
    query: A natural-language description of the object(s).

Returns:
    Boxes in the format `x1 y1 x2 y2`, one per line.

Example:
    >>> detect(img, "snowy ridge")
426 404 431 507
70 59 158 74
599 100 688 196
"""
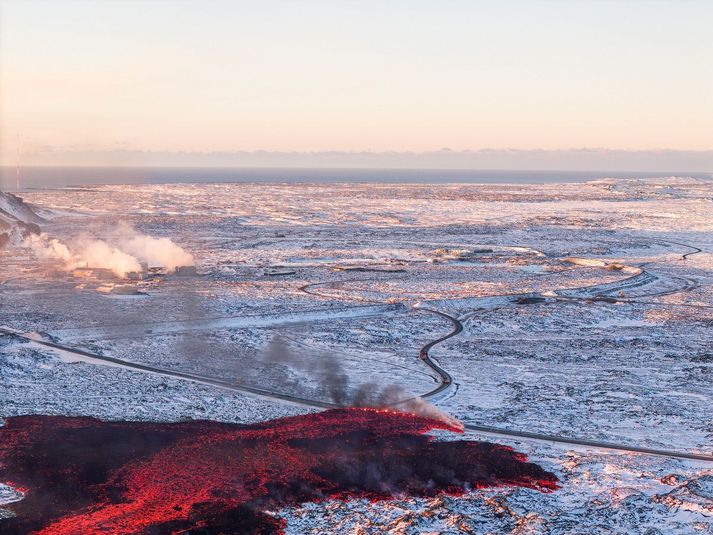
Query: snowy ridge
0 191 44 226
0 190 44 247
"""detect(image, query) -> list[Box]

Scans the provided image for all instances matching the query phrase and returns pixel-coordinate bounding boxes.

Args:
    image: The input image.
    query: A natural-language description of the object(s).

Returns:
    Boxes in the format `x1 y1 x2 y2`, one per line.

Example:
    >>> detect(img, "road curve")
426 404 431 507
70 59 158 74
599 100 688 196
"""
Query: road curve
413 308 461 398
659 239 703 260
4 311 712 463
5 239 710 463
408 310 713 463
381 241 711 463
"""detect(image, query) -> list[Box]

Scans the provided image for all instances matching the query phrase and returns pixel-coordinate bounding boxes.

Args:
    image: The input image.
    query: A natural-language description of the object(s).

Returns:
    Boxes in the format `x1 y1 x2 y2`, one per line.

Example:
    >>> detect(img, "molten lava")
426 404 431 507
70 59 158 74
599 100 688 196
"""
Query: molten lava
0 408 558 534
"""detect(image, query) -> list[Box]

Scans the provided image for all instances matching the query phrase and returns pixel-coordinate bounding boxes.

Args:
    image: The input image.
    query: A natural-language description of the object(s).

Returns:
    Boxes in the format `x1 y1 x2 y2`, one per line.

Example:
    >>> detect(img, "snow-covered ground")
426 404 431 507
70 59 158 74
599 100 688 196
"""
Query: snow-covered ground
1 176 712 533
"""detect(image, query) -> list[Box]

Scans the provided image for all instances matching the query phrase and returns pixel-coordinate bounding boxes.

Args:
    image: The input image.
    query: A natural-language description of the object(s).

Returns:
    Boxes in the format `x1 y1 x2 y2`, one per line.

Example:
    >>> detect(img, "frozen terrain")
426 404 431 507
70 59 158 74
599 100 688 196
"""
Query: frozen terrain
1 176 712 533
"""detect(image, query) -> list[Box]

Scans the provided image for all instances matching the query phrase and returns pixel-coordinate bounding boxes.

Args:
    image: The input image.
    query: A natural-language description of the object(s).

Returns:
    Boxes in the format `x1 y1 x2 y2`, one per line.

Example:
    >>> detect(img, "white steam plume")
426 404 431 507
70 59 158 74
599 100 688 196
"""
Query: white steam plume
113 223 194 271
24 233 74 264
75 239 142 276
23 223 194 277
25 233 142 277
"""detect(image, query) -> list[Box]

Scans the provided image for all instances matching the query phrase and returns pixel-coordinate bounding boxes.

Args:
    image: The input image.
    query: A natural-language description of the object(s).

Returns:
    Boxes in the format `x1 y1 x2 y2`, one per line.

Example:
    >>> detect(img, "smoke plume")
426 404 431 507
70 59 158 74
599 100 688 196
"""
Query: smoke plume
264 335 461 428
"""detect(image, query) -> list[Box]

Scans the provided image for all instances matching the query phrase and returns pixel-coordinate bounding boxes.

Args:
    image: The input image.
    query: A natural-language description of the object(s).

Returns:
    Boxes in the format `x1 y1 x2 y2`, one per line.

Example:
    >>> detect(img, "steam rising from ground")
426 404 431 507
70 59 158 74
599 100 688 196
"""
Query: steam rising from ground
264 336 462 428
24 222 194 276
111 222 194 271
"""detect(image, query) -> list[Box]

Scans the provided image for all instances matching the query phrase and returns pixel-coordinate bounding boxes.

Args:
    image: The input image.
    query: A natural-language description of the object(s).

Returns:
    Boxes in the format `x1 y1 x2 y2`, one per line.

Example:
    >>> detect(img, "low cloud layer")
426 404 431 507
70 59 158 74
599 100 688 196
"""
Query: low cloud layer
3 148 712 179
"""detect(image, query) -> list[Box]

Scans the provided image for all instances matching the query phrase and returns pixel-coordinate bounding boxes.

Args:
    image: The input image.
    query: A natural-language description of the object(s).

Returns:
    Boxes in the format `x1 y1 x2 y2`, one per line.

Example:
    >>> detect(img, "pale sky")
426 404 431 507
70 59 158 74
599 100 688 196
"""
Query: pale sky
1 0 712 165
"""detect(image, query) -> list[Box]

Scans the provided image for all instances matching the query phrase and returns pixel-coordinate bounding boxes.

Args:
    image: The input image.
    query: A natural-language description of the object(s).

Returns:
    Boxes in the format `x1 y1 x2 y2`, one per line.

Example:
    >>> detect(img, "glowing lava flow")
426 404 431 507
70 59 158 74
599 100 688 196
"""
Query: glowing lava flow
0 408 558 534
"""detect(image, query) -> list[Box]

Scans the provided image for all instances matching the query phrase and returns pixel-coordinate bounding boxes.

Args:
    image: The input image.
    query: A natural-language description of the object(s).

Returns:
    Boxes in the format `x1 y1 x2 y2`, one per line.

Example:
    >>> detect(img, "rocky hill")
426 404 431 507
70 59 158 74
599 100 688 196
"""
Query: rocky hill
0 190 44 247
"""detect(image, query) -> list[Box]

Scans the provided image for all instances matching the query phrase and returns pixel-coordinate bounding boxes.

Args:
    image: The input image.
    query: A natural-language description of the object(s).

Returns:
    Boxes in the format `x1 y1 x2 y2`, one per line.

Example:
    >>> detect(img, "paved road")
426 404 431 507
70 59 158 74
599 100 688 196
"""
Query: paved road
4 238 709 462
461 422 713 462
414 308 459 398
0 327 336 411
300 240 713 462
409 309 713 463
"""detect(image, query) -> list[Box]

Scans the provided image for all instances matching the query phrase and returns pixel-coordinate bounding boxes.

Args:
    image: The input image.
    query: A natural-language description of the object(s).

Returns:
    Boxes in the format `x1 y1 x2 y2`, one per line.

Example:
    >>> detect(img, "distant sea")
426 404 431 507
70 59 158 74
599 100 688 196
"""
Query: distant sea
1 167 711 191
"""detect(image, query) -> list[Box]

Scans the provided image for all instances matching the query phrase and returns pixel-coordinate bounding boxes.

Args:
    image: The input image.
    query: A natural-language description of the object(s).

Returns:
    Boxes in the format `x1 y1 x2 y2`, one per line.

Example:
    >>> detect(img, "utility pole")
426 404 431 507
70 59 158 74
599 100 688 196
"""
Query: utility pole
16 133 21 191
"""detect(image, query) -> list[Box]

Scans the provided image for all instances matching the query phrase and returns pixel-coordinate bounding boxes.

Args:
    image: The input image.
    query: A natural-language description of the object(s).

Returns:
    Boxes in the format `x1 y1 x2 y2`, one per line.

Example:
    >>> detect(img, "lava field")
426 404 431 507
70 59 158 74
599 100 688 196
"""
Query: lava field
0 408 558 534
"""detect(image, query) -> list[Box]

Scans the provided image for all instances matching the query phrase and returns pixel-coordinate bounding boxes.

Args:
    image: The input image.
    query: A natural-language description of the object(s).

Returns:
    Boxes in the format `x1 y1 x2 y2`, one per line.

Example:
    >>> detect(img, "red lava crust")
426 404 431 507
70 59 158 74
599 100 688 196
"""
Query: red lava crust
0 408 558 534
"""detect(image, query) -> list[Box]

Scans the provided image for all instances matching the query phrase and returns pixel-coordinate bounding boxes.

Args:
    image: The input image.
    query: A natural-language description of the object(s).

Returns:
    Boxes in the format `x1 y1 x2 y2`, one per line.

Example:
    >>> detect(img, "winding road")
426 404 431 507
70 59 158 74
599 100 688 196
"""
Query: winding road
2 237 710 463
411 309 713 463
296 239 713 462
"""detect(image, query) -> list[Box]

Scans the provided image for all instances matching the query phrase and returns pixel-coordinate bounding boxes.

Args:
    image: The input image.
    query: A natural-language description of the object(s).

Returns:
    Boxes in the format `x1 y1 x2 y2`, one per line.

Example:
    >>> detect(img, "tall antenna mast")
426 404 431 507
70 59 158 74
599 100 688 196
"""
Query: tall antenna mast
16 133 21 191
